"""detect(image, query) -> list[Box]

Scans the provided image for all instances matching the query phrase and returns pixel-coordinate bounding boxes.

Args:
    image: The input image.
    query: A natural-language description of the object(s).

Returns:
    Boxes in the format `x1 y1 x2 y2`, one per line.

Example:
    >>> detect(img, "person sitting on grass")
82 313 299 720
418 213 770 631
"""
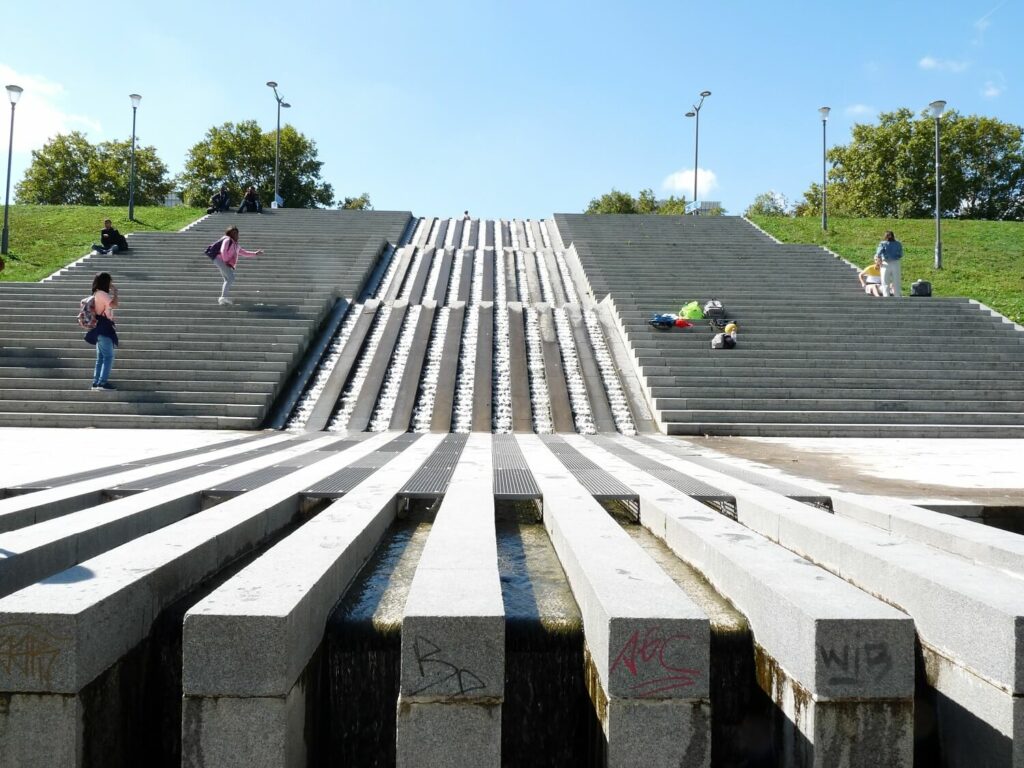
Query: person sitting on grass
858 254 885 297
91 219 129 255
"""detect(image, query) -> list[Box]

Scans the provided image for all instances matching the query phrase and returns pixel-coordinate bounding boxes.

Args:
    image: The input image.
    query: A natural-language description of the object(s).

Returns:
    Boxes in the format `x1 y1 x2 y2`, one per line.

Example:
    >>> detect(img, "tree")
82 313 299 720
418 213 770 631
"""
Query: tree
585 188 690 214
340 193 372 210
745 191 791 217
798 109 1024 220
178 120 334 209
15 132 172 205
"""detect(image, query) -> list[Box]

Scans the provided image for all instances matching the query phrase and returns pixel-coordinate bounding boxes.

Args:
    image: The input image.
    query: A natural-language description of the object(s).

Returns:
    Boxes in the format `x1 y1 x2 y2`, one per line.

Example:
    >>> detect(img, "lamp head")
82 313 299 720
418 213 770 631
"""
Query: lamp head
6 85 24 105
266 81 278 89
700 90 711 97
819 106 831 120
929 99 947 118
282 102 291 109
685 111 696 118
129 93 141 108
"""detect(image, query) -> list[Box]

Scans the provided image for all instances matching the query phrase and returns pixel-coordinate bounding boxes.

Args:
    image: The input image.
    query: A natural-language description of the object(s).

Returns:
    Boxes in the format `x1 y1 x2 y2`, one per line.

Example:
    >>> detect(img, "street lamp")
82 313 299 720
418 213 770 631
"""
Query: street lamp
266 81 291 208
2 84 23 256
128 93 141 221
819 106 830 232
929 99 946 269
684 90 711 210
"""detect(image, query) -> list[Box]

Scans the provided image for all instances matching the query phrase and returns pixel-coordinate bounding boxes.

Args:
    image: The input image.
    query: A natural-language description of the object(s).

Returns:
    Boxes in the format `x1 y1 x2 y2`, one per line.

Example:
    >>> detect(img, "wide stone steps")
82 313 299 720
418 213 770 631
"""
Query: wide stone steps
556 213 1024 437
0 209 413 429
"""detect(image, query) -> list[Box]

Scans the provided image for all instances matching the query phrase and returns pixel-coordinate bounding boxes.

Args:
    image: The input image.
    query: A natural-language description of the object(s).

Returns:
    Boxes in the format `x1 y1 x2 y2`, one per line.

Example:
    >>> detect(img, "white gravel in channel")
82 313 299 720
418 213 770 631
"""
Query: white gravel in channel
516 250 553 433
583 308 637 435
451 251 484 433
534 250 554 304
368 304 423 431
445 249 465 305
555 251 580 304
492 250 512 433
410 306 451 432
327 304 392 431
553 307 596 434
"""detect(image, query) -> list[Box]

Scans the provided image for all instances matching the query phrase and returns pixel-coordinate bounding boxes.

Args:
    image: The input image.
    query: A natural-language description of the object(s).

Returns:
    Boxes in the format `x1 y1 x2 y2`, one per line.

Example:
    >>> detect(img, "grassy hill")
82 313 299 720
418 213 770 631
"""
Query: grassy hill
748 215 1024 325
0 205 204 282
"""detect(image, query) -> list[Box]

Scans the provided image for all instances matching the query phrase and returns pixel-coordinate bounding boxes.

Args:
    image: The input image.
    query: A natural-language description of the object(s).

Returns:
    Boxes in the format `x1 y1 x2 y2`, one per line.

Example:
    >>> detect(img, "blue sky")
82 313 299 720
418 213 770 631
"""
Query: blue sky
1 0 1020 219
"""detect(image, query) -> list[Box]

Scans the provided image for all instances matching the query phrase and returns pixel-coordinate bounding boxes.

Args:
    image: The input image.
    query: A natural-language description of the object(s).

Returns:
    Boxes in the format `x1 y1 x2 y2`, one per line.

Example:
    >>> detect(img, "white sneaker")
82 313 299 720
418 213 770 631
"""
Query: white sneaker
218 297 233 305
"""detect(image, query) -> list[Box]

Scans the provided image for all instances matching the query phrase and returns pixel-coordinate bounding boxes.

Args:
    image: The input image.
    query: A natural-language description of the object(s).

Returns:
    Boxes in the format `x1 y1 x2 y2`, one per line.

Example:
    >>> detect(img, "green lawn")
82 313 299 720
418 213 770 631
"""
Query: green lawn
0 205 204 282
748 215 1024 325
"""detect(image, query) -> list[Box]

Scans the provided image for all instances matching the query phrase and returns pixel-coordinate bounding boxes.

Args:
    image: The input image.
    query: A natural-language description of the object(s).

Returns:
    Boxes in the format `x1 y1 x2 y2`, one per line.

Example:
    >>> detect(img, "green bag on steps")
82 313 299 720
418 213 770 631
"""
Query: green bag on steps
679 301 704 320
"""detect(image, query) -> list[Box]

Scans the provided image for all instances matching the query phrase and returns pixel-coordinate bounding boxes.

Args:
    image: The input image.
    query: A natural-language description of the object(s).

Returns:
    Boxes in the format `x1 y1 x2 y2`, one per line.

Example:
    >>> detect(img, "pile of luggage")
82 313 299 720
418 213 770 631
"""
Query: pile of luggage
648 299 739 349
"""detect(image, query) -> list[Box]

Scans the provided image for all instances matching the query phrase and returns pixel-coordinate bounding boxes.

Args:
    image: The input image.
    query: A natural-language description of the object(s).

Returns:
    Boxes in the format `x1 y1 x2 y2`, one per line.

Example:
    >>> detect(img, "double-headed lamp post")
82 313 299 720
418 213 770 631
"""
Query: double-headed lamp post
684 90 712 208
929 99 947 270
128 93 141 221
819 106 830 232
2 84 24 256
266 82 291 208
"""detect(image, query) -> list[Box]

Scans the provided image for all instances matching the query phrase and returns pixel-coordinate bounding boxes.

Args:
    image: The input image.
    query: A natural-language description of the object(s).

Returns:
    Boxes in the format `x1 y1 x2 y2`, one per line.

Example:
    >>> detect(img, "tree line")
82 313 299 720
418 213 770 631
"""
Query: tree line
15 120 371 210
748 108 1023 220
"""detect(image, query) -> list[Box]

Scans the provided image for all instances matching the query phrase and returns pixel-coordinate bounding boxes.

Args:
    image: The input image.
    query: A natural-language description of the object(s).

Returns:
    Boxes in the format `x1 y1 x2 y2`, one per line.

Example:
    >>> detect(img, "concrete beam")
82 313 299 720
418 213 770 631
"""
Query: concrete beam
566 434 915 766
620 436 1024 764
536 306 575 433
180 433 444 768
831 493 1024 576
397 435 502 766
0 433 290 533
517 434 710 767
0 432 406 766
402 246 435 304
506 303 533 433
382 246 416 303
566 305 618 433
428 249 454 305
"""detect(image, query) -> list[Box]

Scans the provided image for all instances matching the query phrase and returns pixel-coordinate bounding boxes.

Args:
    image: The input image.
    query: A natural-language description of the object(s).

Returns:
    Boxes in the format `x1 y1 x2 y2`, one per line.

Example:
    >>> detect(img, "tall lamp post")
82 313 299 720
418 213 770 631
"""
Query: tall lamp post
819 106 830 232
2 84 23 256
929 99 946 269
128 93 141 221
266 82 291 208
684 90 712 209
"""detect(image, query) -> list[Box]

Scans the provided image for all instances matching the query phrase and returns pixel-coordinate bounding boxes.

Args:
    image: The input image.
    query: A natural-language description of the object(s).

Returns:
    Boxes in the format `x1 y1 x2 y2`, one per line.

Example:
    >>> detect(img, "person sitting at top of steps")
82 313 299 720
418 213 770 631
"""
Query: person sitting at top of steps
211 225 263 305
91 219 129 255
207 185 230 214
237 186 262 214
858 254 885 297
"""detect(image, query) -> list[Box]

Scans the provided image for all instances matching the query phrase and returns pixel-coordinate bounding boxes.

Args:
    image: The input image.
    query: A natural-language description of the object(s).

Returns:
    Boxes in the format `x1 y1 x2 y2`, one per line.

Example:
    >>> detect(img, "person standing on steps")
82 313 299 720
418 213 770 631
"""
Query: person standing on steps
212 225 263 305
875 230 904 297
90 272 120 390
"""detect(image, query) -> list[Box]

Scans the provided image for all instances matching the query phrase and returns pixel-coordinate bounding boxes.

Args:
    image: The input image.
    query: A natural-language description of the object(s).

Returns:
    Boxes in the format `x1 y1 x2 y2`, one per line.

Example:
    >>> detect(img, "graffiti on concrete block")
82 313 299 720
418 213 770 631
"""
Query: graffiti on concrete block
819 641 892 685
410 636 486 696
610 625 701 697
0 623 69 685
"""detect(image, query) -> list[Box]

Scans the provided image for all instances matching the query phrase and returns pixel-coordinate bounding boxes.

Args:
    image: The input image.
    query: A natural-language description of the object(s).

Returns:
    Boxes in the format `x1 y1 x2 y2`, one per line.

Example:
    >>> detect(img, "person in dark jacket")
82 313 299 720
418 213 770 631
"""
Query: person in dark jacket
91 219 129 254
237 186 262 214
207 185 230 214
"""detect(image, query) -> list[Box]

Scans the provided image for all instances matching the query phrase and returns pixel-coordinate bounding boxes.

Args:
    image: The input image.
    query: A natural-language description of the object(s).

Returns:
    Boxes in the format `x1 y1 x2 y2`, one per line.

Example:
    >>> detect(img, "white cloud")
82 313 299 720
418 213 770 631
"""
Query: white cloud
973 3 1004 44
0 64 102 154
918 56 970 73
662 168 718 198
982 80 1004 98
845 104 874 118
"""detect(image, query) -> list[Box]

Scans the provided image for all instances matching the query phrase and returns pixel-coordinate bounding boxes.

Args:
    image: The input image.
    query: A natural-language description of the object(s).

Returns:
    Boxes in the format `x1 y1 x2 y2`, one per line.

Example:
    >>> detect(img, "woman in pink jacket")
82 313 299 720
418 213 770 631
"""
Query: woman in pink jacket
213 225 263 305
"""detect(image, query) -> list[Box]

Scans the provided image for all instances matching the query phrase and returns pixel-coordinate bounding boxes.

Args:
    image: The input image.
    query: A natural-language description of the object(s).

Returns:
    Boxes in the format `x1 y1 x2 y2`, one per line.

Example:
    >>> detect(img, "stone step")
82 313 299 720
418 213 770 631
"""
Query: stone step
654 397 1024 413
659 409 1024 426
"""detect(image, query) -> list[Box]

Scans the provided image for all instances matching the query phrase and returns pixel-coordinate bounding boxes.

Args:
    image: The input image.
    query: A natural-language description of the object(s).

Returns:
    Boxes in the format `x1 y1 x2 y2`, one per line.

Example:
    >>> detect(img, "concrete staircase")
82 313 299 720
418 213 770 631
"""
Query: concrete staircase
0 209 412 429
555 213 1024 437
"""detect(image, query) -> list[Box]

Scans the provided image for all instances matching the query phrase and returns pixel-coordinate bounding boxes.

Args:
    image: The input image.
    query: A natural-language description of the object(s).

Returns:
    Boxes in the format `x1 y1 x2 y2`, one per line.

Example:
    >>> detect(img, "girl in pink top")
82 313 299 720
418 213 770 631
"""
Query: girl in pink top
90 272 120 390
212 225 263 305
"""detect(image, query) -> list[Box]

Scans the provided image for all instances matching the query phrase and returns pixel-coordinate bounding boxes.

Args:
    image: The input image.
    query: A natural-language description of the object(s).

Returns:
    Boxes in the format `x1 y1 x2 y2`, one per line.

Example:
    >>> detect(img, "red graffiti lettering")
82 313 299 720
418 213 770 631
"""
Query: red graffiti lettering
609 626 700 697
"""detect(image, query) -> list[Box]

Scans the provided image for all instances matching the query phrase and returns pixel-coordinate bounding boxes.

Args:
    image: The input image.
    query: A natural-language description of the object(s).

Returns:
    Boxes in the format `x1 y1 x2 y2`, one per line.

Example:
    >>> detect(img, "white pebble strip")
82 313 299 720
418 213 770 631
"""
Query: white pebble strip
328 304 393 431
553 307 596 434
368 304 424 432
410 306 451 432
583 308 637 435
